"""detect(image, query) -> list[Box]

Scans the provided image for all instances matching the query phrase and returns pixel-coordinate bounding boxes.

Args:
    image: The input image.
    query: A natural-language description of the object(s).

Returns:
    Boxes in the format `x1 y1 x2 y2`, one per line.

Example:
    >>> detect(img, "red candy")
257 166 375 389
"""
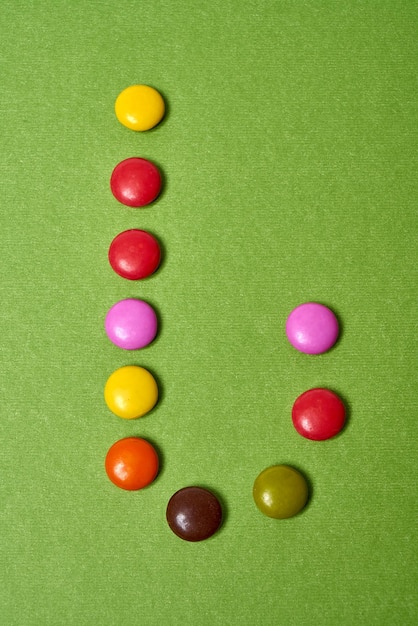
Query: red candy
110 157 162 207
108 229 161 280
292 388 346 441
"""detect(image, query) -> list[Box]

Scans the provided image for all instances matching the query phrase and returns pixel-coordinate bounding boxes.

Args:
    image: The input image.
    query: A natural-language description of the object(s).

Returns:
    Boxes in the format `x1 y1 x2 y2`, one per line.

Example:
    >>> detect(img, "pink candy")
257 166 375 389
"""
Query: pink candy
285 302 339 354
105 298 157 350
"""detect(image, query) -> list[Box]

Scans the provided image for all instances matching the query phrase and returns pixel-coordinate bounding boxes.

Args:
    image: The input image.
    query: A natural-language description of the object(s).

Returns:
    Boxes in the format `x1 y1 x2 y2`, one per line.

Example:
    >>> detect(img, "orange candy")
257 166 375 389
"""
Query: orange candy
105 437 159 490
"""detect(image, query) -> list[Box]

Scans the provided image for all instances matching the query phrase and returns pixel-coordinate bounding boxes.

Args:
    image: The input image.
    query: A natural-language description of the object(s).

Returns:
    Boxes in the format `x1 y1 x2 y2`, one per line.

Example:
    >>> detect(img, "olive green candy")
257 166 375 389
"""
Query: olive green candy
253 465 309 519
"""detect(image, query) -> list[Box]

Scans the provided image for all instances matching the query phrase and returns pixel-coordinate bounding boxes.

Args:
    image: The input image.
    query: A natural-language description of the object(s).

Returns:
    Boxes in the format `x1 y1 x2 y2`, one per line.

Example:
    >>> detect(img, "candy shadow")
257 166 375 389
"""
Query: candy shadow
144 88 171 132
320 301 344 354
326 387 352 438
150 157 168 204
142 299 164 353
140 435 166 485
137 363 165 412
151 231 168 275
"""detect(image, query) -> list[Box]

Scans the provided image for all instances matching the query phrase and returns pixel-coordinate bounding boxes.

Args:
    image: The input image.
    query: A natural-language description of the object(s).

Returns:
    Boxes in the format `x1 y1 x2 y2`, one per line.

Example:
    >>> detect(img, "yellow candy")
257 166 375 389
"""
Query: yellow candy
104 365 158 419
115 85 165 131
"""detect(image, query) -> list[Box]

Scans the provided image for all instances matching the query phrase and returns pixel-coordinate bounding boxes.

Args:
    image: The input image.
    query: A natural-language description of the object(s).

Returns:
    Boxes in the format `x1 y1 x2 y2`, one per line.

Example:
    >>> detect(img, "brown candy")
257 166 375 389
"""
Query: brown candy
166 486 223 542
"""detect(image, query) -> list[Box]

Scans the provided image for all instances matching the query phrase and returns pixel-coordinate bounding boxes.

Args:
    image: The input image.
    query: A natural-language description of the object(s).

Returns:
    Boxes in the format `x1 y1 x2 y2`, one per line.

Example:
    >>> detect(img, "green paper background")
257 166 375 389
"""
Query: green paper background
0 1 417 624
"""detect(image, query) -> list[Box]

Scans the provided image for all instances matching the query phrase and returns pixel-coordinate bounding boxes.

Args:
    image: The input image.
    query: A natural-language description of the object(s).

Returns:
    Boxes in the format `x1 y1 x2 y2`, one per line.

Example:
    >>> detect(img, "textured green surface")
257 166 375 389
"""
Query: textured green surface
0 2 417 625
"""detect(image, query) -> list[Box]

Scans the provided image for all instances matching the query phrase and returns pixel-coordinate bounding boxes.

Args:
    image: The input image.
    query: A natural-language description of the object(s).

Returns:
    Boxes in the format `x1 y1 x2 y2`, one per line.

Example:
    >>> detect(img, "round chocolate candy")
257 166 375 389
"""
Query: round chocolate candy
105 437 159 490
253 465 309 519
285 302 339 354
115 85 165 131
110 157 162 207
292 388 346 440
104 365 158 419
166 487 223 542
108 229 161 280
105 298 157 350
